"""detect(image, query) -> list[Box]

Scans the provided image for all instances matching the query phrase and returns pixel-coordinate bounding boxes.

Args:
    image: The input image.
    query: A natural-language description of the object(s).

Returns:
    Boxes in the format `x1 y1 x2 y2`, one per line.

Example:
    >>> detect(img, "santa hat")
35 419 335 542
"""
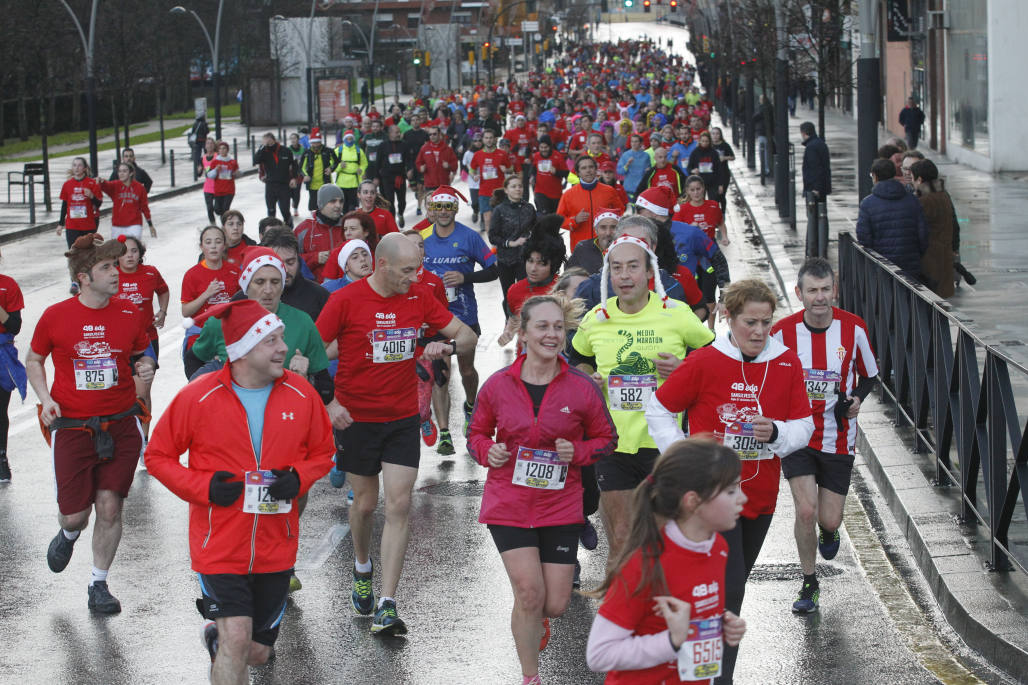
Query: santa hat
238 247 286 293
342 130 356 141
593 208 623 227
430 185 469 205
181 300 283 362
337 239 371 273
635 186 676 217
596 235 678 321
309 127 322 144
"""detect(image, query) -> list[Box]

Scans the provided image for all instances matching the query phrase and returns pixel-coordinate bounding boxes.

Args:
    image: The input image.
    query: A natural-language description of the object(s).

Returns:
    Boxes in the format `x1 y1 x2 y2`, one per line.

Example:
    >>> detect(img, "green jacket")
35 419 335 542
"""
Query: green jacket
333 144 368 188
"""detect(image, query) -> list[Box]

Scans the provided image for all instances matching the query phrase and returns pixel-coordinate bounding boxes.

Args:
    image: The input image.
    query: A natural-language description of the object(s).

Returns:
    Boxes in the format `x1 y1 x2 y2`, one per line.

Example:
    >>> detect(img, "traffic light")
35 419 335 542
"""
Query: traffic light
424 50 431 67
670 0 677 10
412 49 422 65
643 0 651 11
482 42 491 60
623 0 633 7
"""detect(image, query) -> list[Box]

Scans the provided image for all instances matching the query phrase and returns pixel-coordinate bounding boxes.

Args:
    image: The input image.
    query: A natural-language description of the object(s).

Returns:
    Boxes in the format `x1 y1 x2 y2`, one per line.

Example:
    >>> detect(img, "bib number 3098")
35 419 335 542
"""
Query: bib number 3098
242 470 293 514
677 617 723 681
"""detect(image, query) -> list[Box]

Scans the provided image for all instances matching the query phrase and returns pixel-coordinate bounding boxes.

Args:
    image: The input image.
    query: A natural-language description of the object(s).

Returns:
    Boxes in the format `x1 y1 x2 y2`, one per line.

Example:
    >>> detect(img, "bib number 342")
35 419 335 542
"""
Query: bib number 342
677 617 723 681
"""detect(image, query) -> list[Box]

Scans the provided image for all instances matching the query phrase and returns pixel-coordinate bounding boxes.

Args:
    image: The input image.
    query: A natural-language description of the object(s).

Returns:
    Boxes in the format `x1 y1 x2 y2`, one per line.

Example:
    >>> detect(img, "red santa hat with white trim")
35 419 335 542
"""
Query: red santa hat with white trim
429 185 469 205
309 127 323 144
634 185 676 217
181 300 284 362
237 247 287 293
593 207 623 227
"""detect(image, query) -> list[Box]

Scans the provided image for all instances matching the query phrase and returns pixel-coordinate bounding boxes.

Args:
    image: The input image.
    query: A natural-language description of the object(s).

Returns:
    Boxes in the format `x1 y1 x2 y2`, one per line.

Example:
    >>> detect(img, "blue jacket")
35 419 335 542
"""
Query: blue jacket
617 149 651 196
856 178 928 273
0 334 26 400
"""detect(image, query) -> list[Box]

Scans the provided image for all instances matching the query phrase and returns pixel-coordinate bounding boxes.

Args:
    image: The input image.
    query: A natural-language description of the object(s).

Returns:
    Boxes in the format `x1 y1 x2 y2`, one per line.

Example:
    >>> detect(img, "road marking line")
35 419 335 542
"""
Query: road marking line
294 523 350 571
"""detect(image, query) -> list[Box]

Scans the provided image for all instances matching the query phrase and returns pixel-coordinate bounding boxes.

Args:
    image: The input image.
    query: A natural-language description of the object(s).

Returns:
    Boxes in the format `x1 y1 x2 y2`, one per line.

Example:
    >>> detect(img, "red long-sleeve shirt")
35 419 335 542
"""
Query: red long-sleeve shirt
100 179 150 227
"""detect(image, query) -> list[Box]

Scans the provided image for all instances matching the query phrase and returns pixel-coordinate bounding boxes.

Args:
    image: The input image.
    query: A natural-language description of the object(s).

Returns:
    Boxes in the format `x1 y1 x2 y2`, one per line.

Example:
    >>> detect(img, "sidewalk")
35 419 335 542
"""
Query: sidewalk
723 107 1028 682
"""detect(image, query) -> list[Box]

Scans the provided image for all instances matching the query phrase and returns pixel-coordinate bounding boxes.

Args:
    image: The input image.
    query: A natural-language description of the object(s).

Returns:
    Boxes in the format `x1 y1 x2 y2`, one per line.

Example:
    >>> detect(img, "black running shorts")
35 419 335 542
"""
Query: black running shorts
595 447 660 492
335 414 420 476
488 524 582 564
196 570 292 646
782 446 855 496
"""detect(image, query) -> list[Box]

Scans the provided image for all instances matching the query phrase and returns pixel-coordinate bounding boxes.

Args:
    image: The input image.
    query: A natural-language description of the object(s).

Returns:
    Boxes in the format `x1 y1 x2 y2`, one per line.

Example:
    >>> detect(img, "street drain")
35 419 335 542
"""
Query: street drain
419 480 485 497
747 562 844 582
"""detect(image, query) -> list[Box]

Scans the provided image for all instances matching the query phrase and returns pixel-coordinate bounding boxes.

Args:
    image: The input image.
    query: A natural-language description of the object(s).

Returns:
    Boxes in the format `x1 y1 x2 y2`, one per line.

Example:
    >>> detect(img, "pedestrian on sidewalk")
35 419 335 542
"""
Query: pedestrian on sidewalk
911 159 956 298
856 159 928 277
187 113 209 180
753 95 774 176
109 148 152 194
800 122 832 258
899 97 926 150
710 127 735 214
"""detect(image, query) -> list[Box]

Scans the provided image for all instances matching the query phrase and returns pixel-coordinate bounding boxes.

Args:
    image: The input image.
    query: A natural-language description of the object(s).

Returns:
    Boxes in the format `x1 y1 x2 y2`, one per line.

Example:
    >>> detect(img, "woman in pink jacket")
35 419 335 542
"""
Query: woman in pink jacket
468 294 617 685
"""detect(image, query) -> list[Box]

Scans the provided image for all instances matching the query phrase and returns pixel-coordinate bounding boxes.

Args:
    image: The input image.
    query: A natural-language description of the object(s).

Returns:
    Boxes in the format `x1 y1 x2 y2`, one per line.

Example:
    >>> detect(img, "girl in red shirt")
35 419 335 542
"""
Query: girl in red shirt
220 210 256 265
181 225 240 355
57 157 102 248
100 163 155 241
673 176 728 245
586 439 748 684
207 140 239 218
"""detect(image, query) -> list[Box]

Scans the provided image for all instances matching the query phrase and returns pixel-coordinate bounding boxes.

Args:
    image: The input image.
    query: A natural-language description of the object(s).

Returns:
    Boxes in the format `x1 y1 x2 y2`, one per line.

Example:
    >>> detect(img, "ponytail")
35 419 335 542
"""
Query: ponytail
587 438 740 599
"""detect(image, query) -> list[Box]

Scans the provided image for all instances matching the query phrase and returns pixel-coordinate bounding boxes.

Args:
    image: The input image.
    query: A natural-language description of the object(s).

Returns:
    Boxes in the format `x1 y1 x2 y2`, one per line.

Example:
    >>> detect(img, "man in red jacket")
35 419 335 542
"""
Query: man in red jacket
146 299 334 685
414 126 458 194
293 184 345 282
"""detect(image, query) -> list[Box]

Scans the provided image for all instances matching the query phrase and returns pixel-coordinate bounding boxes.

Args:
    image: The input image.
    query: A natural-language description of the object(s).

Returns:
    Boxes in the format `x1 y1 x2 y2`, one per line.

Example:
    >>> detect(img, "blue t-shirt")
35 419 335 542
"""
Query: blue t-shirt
669 140 697 175
232 382 273 465
421 222 497 326
669 220 719 276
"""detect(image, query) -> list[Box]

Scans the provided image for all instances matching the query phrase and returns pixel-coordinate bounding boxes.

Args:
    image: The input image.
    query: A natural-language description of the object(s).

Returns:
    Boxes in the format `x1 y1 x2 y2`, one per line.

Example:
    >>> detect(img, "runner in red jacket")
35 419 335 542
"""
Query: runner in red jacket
414 126 458 191
100 163 154 241
468 295 616 684
146 299 334 683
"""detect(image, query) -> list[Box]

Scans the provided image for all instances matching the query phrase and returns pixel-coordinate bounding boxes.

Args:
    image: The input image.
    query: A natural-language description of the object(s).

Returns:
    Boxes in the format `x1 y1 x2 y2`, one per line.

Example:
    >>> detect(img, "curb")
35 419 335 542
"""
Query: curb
0 167 259 247
727 122 1028 683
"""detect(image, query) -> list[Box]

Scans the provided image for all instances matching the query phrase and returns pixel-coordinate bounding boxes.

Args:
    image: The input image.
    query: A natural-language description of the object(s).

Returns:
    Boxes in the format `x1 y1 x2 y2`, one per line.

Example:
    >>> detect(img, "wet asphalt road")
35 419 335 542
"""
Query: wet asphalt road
0 24 1013 684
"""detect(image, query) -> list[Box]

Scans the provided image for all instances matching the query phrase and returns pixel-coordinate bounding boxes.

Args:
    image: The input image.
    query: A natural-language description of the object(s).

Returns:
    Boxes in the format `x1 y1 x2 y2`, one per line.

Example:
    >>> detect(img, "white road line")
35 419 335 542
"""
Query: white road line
294 522 350 571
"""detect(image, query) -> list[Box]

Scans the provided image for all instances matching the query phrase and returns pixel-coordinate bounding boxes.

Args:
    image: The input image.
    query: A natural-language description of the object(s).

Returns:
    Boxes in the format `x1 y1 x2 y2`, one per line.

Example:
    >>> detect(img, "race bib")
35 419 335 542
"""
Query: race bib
677 617 723 681
698 162 713 174
607 374 657 412
69 205 88 219
804 368 842 402
511 446 567 490
518 146 528 157
537 160 553 173
73 358 118 390
371 327 416 363
445 286 458 302
482 167 497 180
218 166 233 179
242 470 293 514
722 422 774 460
368 151 377 162
388 153 403 164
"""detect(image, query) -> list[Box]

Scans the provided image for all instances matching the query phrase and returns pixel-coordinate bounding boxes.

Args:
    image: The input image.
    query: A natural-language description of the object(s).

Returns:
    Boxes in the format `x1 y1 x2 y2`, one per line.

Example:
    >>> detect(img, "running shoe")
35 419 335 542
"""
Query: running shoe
580 520 598 551
201 620 219 662
472 211 479 224
371 599 407 636
0 455 10 483
539 617 551 651
87 581 122 614
420 418 438 447
462 400 475 438
47 530 77 573
818 527 841 560
437 430 455 456
288 573 302 593
791 580 819 614
351 562 375 616
398 216 405 228
522 676 542 685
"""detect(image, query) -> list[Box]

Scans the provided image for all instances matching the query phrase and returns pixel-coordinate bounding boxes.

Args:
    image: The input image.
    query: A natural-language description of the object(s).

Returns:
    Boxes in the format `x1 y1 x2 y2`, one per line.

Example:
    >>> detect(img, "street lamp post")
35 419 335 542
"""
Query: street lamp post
342 20 373 112
272 1 318 126
59 0 99 176
487 0 533 85
171 1 224 141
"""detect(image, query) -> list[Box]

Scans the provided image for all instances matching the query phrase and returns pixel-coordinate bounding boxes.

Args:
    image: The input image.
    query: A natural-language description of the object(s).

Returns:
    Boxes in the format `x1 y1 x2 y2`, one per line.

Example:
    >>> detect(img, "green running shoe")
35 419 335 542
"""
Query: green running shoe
437 430 455 456
792 580 819 614
351 562 375 616
371 599 407 636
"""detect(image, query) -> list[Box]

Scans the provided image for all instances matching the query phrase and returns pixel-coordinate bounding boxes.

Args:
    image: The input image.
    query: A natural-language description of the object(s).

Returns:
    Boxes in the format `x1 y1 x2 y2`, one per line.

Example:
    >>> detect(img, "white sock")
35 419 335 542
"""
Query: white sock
62 529 80 541
378 596 394 609
354 558 372 574
90 567 108 586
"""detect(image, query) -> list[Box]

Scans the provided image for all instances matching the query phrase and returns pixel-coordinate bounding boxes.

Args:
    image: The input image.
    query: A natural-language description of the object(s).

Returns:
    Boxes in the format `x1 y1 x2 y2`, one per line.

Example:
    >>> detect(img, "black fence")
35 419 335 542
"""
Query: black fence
838 232 1027 574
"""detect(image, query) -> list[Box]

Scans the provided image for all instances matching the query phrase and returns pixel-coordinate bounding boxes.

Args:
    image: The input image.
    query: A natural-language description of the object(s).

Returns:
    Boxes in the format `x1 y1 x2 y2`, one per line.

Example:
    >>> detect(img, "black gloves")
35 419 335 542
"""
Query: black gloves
209 471 243 507
268 468 300 501
834 393 854 425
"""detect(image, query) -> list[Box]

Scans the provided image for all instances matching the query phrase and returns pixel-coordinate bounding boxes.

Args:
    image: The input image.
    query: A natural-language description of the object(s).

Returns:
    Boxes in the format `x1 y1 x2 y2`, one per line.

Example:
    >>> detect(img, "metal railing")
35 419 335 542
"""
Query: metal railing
838 232 1027 574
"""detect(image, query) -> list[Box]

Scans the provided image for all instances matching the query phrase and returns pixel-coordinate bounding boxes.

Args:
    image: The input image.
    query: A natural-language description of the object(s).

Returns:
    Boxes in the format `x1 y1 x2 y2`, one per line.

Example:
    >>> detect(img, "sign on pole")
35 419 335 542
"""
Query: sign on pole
521 20 539 32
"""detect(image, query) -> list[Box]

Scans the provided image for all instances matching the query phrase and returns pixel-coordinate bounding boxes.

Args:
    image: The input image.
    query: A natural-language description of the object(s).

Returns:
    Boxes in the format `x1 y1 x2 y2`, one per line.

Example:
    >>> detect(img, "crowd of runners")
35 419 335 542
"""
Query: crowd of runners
2 35 882 685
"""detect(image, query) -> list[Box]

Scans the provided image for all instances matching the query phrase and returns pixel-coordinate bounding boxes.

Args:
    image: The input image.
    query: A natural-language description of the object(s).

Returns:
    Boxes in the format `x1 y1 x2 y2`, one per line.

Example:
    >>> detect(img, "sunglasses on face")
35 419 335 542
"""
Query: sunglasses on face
428 202 458 212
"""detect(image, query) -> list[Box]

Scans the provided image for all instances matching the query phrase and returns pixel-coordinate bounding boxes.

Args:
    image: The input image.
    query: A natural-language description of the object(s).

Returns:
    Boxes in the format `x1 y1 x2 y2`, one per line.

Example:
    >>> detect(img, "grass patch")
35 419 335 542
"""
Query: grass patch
4 124 192 164
0 123 150 161
165 102 242 121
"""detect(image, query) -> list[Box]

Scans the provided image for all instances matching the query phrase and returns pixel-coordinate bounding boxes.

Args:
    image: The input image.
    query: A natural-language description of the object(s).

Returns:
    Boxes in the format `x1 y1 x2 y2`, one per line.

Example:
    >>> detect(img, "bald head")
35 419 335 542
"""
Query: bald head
371 233 422 296
376 232 418 266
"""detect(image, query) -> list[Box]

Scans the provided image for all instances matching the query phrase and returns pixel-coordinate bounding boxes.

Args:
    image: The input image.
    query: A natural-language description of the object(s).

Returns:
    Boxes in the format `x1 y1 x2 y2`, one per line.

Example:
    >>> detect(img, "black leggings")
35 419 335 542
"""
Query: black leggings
342 187 358 213
469 188 480 215
0 386 9 455
497 262 525 317
265 183 292 227
204 192 217 224
290 182 302 210
716 513 774 685
214 194 233 217
380 175 407 217
581 464 599 518
535 193 558 214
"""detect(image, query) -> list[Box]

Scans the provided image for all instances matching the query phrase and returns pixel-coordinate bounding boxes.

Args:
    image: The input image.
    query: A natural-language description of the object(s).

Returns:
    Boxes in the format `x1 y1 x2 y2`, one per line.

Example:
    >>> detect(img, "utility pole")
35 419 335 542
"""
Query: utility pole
774 0 789 213
857 0 880 201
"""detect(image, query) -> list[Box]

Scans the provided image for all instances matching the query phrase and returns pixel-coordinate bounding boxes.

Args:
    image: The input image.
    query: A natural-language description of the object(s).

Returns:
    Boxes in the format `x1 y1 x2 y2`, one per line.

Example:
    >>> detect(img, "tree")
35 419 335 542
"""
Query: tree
784 0 854 138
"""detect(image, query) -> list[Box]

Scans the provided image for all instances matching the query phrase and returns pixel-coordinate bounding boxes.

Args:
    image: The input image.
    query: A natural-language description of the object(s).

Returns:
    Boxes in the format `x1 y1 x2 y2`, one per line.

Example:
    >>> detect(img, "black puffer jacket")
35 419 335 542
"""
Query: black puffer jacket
489 199 537 265
856 178 928 273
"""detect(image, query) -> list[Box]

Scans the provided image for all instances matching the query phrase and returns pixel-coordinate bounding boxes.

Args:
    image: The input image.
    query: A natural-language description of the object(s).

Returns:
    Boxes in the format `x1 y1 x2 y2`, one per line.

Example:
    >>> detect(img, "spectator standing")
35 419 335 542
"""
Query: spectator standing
856 159 928 277
187 113 209 179
800 122 832 258
899 97 926 150
911 159 956 298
